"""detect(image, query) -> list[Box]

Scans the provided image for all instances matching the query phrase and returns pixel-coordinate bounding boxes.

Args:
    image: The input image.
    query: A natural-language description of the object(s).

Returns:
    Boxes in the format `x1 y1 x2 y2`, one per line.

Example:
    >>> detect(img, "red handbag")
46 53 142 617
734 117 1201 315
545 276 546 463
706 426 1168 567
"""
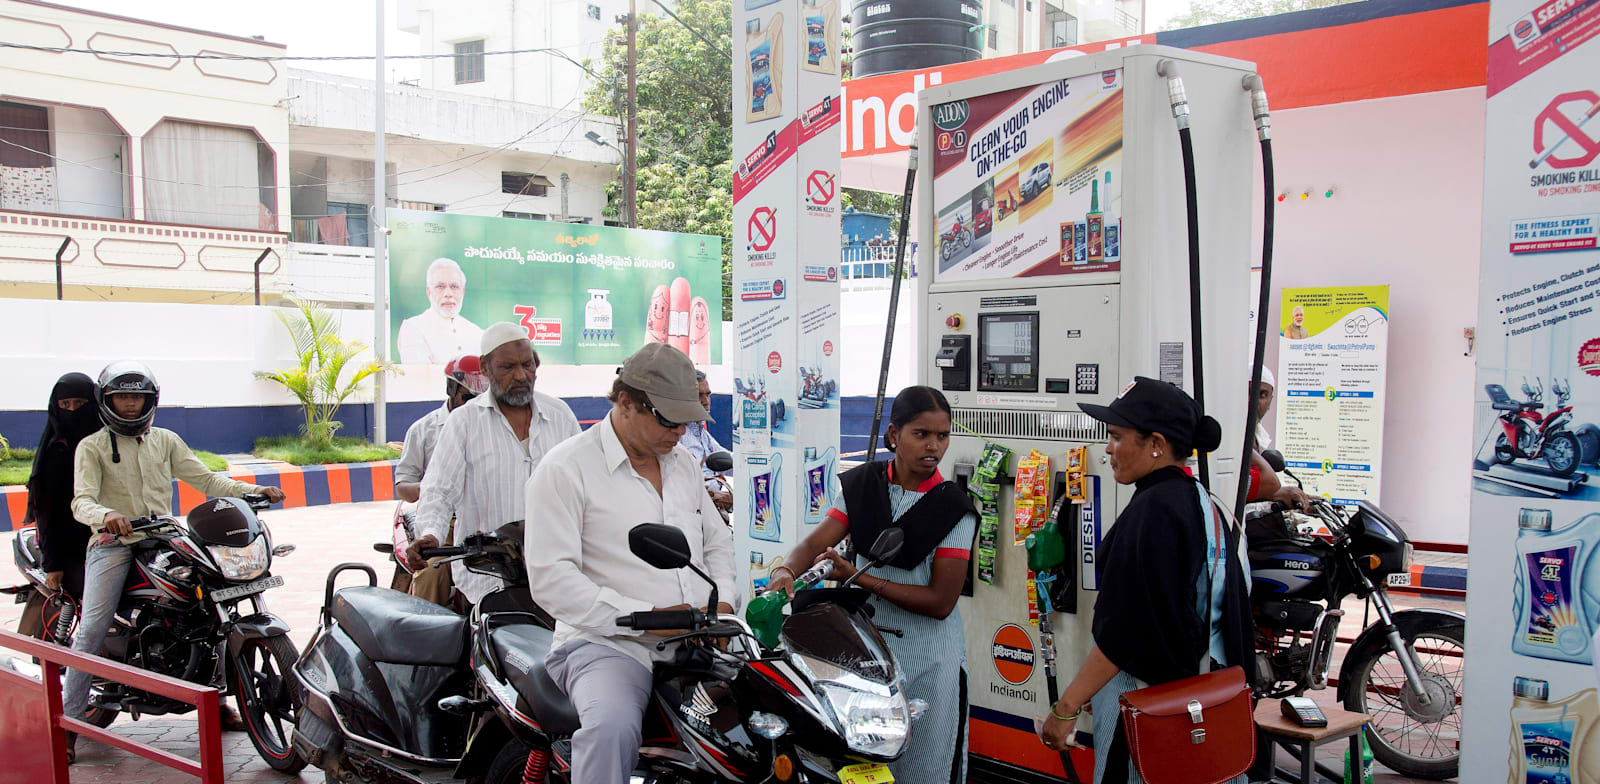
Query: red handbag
1115 493 1255 784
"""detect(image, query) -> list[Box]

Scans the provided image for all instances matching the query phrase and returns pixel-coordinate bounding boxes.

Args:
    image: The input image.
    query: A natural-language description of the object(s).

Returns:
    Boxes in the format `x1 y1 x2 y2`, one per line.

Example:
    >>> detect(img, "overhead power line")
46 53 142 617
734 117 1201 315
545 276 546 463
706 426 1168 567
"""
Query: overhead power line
647 0 733 61
1 41 587 63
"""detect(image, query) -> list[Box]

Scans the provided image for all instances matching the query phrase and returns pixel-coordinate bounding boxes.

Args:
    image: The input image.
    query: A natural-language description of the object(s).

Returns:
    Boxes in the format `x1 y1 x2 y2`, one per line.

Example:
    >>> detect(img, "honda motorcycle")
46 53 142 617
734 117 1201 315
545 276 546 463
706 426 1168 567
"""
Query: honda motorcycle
1487 376 1580 476
939 216 973 261
1249 453 1463 780
3 494 305 772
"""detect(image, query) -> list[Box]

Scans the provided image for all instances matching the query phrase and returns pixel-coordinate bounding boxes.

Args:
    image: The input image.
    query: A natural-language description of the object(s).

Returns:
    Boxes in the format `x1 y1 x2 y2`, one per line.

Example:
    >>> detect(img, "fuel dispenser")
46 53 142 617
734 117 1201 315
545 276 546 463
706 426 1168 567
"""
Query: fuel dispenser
914 46 1266 779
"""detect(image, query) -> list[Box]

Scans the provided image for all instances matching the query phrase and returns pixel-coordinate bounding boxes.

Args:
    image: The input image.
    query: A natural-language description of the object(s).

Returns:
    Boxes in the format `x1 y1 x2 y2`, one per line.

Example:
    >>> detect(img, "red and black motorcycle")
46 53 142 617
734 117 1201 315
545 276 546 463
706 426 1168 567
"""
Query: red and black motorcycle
939 215 972 261
1486 377 1581 476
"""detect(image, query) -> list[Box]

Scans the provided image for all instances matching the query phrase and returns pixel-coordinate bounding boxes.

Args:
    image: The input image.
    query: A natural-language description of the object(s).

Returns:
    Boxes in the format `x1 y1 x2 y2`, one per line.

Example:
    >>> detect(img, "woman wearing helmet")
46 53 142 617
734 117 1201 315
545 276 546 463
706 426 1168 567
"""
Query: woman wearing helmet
61 361 287 760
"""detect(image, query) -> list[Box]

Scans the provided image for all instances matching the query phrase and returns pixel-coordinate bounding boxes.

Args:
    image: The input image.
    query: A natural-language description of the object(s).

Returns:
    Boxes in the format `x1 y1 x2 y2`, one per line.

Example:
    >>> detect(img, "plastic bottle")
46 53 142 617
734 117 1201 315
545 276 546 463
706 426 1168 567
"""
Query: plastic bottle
584 289 613 341
800 0 839 74
1513 508 1600 664
1104 172 1120 262
1343 731 1373 784
743 14 784 123
1086 179 1104 262
1507 676 1600 784
750 453 783 542
803 446 837 525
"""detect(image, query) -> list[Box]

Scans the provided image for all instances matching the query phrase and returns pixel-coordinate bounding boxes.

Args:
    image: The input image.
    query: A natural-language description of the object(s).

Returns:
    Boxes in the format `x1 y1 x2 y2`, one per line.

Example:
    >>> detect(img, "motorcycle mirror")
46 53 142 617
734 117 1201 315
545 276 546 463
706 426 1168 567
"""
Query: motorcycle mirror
629 523 693 570
706 451 734 473
866 528 905 565
1261 450 1287 473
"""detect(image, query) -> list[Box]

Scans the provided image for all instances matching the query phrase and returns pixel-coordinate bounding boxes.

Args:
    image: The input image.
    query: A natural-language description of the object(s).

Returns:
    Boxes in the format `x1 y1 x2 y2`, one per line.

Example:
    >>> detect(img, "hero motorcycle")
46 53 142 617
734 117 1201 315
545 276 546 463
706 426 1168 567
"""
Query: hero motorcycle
1486 377 1581 476
3 494 305 772
1248 452 1464 780
940 215 973 262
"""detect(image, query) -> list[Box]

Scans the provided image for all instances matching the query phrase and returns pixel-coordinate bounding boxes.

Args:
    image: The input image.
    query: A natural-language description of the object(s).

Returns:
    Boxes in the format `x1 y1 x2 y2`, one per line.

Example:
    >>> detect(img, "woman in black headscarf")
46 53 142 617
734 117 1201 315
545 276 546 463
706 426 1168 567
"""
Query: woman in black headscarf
25 373 101 600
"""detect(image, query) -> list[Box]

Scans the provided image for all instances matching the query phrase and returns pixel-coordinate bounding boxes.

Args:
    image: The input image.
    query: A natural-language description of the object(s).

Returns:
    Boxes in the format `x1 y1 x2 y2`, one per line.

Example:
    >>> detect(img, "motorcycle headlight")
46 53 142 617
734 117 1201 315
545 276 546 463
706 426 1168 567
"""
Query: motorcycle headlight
207 538 269 581
1402 542 1414 572
795 653 909 757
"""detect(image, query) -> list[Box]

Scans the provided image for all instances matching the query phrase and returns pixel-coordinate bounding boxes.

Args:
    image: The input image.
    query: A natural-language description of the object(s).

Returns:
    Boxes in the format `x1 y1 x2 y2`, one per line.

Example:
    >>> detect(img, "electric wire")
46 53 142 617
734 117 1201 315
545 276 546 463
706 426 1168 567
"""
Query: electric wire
647 0 733 61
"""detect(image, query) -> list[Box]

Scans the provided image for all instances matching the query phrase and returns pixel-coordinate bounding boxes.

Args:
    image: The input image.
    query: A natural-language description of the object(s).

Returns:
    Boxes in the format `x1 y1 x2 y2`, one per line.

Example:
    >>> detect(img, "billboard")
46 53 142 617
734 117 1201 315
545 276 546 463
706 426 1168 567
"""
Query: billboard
385 210 722 366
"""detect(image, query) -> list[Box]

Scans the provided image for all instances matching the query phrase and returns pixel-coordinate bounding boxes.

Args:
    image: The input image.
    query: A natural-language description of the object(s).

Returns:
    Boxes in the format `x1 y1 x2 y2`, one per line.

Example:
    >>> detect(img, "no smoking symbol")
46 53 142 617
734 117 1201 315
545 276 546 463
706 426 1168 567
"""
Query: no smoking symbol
748 207 777 252
806 170 835 205
1534 91 1600 170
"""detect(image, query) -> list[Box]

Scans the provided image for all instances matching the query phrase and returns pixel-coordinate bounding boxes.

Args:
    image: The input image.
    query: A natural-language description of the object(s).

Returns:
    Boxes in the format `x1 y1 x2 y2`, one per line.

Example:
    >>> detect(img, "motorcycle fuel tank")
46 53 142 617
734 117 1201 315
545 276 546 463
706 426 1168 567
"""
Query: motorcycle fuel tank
1250 541 1331 598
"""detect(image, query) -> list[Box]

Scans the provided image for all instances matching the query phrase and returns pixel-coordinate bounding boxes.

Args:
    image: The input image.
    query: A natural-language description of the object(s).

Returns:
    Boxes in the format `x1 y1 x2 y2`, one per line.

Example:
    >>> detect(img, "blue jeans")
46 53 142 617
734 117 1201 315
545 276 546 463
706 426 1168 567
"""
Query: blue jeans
62 538 133 720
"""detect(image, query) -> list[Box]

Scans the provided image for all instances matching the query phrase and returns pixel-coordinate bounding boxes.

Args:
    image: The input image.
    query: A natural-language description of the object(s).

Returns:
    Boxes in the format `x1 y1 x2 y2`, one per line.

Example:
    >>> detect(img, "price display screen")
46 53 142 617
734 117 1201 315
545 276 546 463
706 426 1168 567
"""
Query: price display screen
978 312 1040 392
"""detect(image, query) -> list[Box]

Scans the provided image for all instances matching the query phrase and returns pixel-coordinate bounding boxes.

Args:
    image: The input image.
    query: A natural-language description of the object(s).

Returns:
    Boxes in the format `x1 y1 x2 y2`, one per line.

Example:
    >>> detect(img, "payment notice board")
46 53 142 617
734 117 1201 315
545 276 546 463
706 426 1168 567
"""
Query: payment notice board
1276 285 1390 506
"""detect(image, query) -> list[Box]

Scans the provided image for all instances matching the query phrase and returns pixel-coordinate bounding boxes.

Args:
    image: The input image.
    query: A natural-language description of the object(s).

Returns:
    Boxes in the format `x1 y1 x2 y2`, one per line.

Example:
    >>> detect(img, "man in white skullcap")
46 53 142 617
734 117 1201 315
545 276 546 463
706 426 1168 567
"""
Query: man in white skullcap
1253 365 1276 450
397 258 484 364
407 323 580 612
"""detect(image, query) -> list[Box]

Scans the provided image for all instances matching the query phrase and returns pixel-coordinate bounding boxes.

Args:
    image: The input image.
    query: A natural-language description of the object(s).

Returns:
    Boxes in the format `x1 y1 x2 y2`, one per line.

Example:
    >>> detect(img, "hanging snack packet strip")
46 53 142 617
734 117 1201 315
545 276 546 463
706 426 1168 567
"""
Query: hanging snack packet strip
1066 445 1088 504
1026 570 1041 626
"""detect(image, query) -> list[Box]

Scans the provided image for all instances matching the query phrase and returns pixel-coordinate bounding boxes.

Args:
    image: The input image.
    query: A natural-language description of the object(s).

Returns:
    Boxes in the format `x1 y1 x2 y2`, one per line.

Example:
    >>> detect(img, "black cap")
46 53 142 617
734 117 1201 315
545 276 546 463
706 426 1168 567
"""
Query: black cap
1081 376 1221 451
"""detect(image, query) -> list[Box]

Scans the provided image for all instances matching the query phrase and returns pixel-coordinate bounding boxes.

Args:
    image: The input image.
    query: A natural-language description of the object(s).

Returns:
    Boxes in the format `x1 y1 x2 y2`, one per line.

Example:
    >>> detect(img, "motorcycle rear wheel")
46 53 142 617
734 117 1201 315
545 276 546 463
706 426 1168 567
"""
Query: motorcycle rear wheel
1342 619 1464 780
232 635 308 773
1546 431 1581 476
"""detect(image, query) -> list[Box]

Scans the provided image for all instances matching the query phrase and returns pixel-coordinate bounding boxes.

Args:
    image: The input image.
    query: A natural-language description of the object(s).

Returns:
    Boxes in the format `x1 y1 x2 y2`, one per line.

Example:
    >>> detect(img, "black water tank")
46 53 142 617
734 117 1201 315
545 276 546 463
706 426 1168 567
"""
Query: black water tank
850 0 983 78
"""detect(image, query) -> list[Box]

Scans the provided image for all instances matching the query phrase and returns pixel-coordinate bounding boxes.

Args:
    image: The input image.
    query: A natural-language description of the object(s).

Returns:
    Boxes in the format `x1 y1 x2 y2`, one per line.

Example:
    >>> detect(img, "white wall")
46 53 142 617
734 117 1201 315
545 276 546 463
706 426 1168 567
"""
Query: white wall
839 286 919 397
50 105 126 219
1259 87 1485 544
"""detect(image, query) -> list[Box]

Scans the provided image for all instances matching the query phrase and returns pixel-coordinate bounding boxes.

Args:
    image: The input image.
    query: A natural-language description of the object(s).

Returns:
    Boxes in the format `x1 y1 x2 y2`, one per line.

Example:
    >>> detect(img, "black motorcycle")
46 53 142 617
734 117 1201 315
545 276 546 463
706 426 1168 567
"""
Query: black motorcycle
1248 453 1464 780
3 493 304 772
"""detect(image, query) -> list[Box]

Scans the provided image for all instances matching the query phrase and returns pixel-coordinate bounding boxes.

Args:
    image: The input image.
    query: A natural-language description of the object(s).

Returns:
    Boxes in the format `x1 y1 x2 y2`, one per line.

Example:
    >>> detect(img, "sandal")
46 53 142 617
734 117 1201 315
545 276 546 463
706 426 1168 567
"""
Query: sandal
220 705 248 732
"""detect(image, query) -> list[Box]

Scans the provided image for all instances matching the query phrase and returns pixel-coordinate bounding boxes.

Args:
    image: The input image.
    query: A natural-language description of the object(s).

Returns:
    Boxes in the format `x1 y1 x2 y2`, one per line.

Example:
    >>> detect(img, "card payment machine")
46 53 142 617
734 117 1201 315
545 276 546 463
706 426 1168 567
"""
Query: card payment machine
936 335 971 391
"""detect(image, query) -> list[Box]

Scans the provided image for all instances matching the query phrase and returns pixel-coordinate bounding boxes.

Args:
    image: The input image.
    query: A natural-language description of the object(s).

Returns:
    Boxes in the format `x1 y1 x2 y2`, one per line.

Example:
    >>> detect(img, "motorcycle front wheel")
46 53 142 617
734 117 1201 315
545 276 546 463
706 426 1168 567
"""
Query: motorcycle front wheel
232 635 307 773
1342 617 1464 780
1546 431 1581 476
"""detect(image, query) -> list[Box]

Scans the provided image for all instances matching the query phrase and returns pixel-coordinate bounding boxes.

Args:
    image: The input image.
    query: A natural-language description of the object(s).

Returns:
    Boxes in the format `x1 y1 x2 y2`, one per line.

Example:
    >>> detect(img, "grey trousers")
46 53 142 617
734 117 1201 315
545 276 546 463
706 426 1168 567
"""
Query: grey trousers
63 539 134 720
546 641 653 784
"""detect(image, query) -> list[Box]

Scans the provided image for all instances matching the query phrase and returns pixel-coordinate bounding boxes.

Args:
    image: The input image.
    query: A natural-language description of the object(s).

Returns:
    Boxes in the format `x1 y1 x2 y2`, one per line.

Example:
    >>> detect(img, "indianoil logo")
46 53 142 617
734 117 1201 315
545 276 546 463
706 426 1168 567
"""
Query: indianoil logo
991 624 1036 685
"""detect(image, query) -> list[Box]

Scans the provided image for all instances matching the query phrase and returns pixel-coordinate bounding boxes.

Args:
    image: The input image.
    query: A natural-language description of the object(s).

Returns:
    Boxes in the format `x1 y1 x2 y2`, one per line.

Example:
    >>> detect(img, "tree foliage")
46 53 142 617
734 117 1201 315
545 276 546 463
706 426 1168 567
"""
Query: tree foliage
1161 0 1361 29
255 298 395 447
586 0 734 317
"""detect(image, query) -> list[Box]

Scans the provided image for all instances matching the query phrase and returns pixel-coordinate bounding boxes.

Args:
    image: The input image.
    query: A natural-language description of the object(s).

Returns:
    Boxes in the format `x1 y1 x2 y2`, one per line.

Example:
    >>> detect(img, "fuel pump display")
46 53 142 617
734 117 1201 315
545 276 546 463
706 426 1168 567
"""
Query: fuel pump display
915 46 1260 780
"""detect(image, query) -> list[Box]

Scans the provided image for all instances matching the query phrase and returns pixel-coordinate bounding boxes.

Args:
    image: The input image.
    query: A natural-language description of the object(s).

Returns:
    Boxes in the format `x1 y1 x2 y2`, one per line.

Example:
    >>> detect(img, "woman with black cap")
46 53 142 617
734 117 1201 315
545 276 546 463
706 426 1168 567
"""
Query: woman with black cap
1038 377 1253 784
26 373 100 601
765 385 977 784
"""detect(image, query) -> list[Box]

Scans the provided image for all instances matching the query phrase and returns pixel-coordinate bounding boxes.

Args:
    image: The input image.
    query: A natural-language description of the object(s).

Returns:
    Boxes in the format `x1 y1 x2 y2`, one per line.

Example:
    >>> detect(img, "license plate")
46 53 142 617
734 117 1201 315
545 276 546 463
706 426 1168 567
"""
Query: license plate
839 763 894 784
212 575 284 602
1386 572 1412 587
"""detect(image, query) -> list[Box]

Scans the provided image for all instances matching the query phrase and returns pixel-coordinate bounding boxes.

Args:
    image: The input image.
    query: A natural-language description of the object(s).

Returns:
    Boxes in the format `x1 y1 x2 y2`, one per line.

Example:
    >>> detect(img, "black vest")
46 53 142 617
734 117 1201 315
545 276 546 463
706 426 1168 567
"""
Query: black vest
839 461 975 570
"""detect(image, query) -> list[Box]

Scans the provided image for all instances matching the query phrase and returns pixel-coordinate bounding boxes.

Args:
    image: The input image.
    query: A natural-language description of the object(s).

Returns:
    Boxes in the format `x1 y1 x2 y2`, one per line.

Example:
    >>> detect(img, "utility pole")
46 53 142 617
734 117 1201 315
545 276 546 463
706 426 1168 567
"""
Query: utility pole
373 0 388 445
625 0 638 228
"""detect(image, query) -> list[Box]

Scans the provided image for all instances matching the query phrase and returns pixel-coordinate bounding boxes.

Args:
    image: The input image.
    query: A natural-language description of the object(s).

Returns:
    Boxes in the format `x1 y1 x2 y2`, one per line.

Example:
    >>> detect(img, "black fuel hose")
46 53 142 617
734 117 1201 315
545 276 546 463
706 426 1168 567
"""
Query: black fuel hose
866 144 919 462
1178 124 1210 489
1234 77 1275 519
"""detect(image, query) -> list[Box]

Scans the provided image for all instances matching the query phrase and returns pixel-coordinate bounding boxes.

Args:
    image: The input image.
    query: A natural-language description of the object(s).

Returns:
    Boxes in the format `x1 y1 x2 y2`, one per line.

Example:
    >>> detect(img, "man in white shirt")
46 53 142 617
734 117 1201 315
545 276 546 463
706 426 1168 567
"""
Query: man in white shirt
678 370 732 511
406 323 580 611
525 344 736 784
1253 365 1275 450
397 258 484 364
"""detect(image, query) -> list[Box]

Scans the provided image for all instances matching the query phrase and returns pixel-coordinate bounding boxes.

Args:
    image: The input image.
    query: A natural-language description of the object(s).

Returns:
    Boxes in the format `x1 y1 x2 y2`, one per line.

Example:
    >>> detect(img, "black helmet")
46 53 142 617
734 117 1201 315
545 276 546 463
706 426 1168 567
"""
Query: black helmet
95 361 160 437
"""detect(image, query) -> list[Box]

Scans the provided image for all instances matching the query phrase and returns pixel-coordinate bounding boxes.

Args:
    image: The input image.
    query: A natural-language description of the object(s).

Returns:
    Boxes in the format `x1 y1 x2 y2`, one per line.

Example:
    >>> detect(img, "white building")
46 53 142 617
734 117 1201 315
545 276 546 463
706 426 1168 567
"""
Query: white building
979 0 1144 58
0 0 291 304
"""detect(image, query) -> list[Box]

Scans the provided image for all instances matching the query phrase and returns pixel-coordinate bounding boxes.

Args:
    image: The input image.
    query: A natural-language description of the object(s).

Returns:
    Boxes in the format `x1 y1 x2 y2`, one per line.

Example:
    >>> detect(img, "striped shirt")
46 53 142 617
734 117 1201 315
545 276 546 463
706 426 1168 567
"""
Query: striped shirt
393 403 450 486
415 389 580 604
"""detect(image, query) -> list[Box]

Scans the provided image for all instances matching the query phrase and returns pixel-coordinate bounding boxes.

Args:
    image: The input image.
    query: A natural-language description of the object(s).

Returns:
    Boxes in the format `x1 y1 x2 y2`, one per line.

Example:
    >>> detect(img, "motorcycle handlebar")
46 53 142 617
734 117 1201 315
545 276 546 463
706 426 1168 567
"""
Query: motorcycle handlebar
418 546 467 560
617 609 703 631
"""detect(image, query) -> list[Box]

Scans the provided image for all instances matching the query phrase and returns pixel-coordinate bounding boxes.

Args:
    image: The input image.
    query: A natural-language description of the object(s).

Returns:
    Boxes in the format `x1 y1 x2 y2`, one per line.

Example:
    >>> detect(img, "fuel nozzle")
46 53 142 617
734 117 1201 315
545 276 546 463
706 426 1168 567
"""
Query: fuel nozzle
1157 59 1190 130
1242 74 1272 141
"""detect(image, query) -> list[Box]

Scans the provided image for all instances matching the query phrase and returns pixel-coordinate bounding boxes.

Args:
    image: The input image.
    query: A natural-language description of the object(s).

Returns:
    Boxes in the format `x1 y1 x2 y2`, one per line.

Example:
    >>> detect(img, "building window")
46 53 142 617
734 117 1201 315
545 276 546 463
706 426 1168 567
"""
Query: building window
454 40 485 84
0 101 51 168
587 4 601 19
988 27 998 49
398 200 444 211
143 119 276 230
1045 4 1078 48
503 211 548 220
501 172 552 197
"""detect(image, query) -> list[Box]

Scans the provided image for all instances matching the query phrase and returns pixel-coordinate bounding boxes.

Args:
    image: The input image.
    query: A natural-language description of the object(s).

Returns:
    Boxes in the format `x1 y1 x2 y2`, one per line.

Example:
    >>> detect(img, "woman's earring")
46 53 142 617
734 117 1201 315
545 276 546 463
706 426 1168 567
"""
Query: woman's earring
1152 451 1160 458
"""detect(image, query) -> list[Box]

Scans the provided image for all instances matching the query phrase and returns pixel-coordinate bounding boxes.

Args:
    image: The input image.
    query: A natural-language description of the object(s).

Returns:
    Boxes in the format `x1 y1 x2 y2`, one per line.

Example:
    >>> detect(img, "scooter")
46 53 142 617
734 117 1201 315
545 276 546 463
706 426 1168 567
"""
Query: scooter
468 524 922 783
1249 452 1463 780
1486 376 1581 476
4 494 304 772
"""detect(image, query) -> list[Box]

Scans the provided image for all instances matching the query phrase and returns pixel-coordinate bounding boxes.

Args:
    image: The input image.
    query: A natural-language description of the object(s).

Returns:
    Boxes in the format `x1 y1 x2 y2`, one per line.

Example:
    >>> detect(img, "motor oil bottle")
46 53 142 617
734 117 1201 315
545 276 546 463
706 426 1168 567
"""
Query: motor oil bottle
1507 676 1600 784
749 453 783 542
1086 179 1104 262
1104 172 1120 263
1513 508 1600 664
800 0 838 74
743 13 784 123
803 446 837 525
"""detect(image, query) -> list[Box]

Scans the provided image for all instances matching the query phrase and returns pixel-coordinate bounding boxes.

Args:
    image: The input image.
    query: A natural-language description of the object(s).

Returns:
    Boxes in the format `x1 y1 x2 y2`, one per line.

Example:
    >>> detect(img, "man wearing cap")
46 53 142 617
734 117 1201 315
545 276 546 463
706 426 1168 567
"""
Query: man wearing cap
406 324 580 612
389 355 489 599
679 370 733 511
525 344 737 784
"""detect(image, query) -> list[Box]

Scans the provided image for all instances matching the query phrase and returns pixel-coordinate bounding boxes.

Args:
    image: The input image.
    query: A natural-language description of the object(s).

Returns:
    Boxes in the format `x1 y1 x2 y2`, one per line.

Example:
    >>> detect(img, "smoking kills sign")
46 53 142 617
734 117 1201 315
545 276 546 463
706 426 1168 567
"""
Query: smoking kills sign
748 207 778 252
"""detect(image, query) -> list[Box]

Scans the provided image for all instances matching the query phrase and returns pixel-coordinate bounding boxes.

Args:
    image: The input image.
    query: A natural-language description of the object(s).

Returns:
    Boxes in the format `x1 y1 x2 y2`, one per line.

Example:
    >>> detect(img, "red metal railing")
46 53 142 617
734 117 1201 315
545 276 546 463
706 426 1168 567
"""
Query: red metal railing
0 628 224 784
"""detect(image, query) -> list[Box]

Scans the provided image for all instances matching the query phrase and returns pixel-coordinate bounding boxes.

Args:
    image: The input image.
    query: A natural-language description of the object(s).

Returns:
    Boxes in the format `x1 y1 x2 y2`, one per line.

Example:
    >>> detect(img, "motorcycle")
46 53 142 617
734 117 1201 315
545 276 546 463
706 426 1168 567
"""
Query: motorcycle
735 376 786 429
1486 376 1581 476
1249 452 1463 780
3 494 305 772
939 215 973 261
467 523 921 783
798 366 836 407
293 521 551 784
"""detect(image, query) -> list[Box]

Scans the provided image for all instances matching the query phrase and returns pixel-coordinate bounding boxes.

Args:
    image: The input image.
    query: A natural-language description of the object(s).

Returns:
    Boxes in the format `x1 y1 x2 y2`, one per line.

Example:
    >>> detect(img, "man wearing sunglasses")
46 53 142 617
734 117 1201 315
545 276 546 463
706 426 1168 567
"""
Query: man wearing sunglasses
525 343 737 784
390 354 489 601
406 323 581 613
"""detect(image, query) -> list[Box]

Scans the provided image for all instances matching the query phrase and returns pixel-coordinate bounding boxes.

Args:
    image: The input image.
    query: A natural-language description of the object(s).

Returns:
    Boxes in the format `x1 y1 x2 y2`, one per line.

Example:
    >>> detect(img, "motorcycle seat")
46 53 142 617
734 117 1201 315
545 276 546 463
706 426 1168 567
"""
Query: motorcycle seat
490 623 581 736
1490 400 1524 411
331 586 466 666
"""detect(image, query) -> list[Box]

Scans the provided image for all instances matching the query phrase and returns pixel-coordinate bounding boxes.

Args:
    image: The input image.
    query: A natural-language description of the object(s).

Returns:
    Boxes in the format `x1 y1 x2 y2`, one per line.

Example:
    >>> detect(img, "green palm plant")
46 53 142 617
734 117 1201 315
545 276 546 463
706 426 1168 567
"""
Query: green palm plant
255 298 396 448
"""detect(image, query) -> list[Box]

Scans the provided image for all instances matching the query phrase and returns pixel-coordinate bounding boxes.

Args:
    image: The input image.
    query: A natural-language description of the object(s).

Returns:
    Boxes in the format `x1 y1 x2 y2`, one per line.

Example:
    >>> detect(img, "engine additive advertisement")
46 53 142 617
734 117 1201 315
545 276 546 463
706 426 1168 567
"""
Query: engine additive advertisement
385 209 722 366
928 69 1123 282
1275 285 1389 508
1464 0 1600 780
732 0 842 602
